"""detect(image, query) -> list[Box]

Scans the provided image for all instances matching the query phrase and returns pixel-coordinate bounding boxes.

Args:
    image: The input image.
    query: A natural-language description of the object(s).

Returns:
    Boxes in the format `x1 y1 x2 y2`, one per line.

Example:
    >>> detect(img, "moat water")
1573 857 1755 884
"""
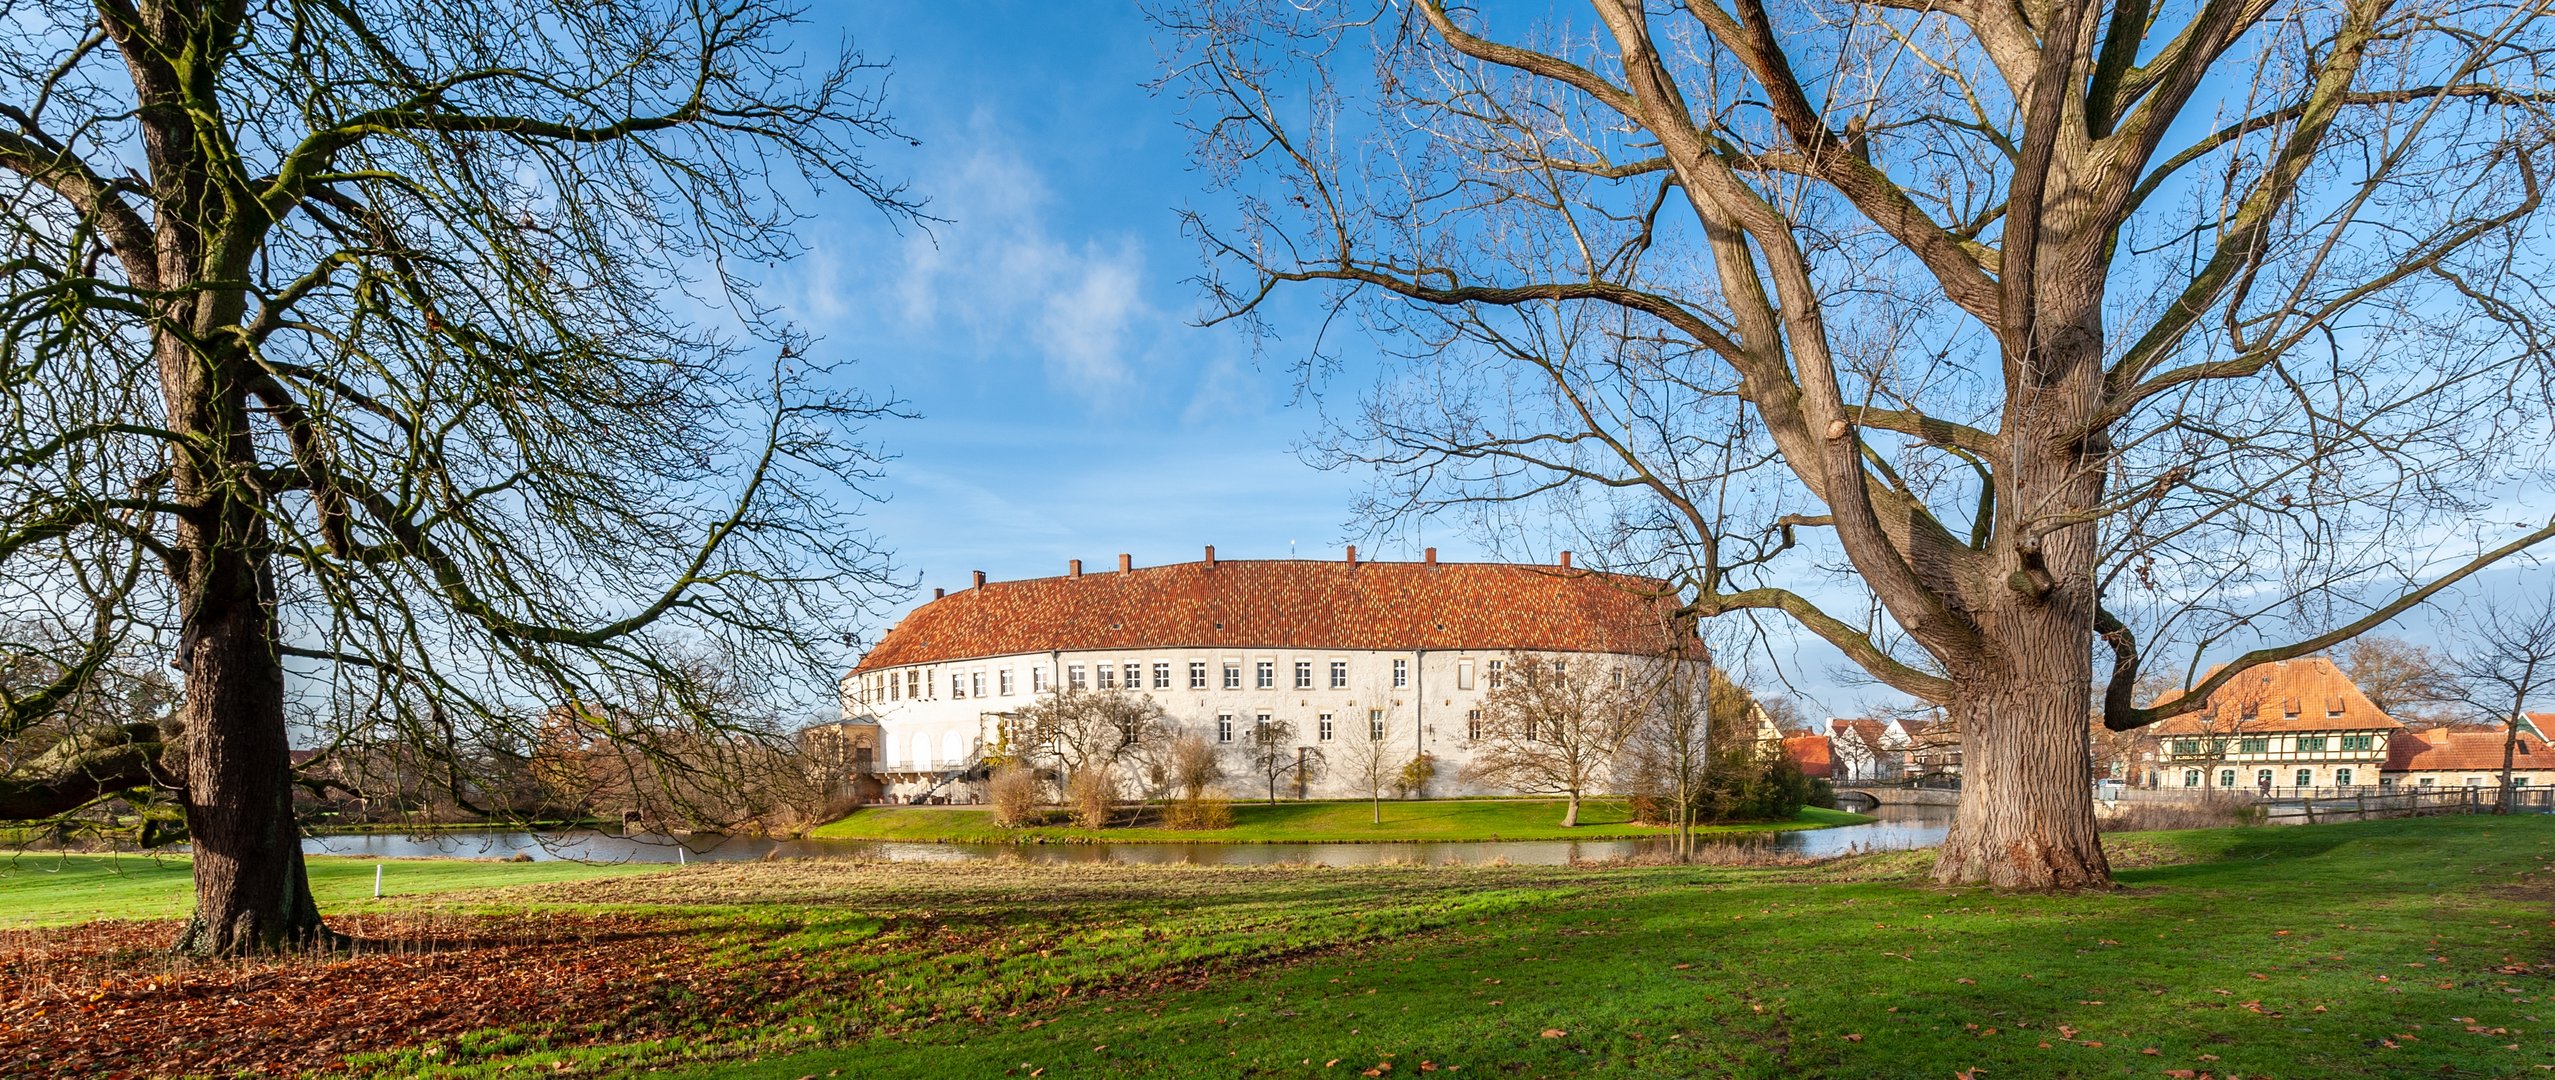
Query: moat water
299 804 1953 866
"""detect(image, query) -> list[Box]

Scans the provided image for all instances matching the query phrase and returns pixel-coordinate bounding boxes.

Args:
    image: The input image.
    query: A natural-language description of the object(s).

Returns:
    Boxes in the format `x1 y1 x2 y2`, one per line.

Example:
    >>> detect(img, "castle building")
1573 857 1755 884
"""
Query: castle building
841 546 1696 801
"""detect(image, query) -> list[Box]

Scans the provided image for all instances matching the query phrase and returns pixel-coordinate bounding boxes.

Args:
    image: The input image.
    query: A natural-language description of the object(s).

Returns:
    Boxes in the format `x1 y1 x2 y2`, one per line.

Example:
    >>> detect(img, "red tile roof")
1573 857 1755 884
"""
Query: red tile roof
853 557 1690 673
2151 657 2405 735
1783 734 1834 779
2385 725 2555 772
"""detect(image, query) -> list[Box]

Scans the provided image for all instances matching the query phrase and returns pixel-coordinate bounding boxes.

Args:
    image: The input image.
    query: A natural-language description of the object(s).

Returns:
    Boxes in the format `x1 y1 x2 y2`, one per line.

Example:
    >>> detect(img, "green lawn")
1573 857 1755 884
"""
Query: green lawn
22 817 2555 1079
807 799 1870 843
0 851 655 927
677 816 2555 1079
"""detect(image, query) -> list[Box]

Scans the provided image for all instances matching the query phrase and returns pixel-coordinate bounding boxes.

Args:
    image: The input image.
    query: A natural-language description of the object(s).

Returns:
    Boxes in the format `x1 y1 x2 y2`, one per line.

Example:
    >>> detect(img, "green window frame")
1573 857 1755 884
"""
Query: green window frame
2340 734 2374 752
2237 737 2268 753
2296 736 2328 752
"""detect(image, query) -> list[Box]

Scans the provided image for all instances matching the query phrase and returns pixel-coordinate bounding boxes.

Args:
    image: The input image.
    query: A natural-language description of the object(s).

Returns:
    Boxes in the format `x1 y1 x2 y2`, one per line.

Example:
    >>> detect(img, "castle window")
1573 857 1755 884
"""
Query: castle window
1294 661 1313 690
1256 661 1276 690
1392 659 1408 688
1124 663 1142 691
1032 667 1046 692
1190 662 1208 689
1369 709 1385 740
2296 736 2327 752
999 669 1015 696
1153 663 1171 690
2237 737 2267 754
1217 714 1233 743
906 670 920 699
1095 665 1115 690
888 674 900 701
1317 714 1334 741
970 672 984 698
1223 662 1242 690
1467 709 1483 741
1488 659 1505 688
1068 665 1087 691
2341 734 2374 752
1457 659 1476 690
1329 661 1348 689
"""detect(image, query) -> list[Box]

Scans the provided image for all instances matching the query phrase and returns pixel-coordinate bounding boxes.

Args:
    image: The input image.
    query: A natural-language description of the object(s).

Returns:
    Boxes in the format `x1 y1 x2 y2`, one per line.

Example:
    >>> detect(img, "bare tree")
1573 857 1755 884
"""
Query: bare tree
1621 658 1714 859
1236 717 1320 804
1162 0 2555 887
1463 653 1641 827
2341 637 2463 727
1010 689 1176 792
2451 589 2555 812
1338 699 1400 822
1168 730 1226 802
0 0 917 951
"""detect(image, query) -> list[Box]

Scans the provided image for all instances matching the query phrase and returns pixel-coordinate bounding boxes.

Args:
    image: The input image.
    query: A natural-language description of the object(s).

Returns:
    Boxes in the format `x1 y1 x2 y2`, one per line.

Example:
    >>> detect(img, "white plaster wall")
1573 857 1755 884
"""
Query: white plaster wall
845 647 1693 800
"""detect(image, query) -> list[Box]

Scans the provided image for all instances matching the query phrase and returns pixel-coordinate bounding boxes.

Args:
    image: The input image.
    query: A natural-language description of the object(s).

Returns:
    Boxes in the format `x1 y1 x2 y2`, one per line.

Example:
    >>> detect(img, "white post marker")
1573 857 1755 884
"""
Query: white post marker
373 863 383 898
677 846 686 866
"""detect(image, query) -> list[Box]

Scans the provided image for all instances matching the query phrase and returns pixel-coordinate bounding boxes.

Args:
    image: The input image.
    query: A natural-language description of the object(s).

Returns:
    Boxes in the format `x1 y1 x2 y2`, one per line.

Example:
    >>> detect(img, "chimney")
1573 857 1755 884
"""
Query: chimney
932 587 945 600
1069 559 1083 578
1118 553 1132 573
1558 550 1573 569
973 570 987 589
1424 547 1438 566
1346 544 1358 565
1204 544 1217 568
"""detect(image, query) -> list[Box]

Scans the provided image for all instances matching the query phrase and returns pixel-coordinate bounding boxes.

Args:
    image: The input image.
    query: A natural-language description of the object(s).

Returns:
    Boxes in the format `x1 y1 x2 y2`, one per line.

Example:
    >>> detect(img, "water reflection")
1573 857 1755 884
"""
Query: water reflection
301 804 1954 867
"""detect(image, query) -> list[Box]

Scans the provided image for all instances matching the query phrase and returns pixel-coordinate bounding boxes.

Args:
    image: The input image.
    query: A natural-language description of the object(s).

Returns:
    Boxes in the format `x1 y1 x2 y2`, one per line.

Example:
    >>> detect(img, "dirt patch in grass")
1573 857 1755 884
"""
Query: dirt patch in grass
0 912 812 1078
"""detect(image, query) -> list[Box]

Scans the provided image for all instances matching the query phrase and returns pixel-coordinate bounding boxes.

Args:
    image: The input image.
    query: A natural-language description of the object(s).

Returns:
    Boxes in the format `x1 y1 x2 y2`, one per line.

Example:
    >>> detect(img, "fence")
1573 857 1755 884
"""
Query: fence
2257 785 2555 824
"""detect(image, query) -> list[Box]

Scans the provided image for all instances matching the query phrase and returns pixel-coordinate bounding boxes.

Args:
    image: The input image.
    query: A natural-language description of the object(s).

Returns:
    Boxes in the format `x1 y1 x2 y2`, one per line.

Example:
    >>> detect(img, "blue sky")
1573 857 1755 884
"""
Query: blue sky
757 3 2553 719
774 4 1436 591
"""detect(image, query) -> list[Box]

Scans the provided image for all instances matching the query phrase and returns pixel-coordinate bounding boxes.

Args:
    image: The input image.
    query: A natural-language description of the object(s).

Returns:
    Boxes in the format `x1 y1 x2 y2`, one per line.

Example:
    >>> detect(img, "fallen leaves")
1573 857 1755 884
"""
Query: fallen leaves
1 913 792 1078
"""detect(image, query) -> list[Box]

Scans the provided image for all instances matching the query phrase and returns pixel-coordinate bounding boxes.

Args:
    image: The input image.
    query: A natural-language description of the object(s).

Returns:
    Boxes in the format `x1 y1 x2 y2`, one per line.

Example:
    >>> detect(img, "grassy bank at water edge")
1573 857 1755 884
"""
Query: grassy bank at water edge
806 799 1870 844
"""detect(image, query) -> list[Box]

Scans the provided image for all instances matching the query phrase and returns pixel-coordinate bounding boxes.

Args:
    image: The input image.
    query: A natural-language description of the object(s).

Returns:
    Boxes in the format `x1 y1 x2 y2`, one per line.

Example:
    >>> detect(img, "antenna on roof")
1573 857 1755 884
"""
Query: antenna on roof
1290 538 1297 556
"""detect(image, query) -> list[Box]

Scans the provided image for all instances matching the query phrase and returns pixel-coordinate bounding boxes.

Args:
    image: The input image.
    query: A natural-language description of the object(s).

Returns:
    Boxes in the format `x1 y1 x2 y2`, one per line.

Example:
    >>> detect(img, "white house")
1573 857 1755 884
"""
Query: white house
841 547 1700 800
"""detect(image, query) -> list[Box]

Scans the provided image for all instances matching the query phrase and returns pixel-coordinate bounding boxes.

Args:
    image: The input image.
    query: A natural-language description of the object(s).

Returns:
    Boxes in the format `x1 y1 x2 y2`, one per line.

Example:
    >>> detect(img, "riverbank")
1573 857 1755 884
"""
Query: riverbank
10 816 2550 1079
806 799 1870 844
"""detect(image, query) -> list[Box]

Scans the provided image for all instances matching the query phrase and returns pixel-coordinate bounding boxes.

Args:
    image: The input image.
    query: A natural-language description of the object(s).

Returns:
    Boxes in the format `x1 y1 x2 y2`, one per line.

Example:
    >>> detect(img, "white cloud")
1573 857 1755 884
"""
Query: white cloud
810 114 1164 400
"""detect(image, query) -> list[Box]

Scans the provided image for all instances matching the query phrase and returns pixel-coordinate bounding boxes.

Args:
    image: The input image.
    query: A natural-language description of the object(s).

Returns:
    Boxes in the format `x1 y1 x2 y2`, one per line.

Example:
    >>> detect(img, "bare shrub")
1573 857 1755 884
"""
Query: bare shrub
2098 802 2263 833
1066 767 1116 830
1160 799 1233 831
987 765 1040 828
1169 733 1223 801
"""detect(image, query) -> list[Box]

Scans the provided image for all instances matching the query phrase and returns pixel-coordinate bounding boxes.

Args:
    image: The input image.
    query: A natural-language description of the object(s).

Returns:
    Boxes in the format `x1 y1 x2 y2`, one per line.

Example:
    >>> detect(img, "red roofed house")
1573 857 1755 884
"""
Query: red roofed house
1782 735 1834 781
843 547 1698 800
2150 656 2403 793
2383 714 2555 792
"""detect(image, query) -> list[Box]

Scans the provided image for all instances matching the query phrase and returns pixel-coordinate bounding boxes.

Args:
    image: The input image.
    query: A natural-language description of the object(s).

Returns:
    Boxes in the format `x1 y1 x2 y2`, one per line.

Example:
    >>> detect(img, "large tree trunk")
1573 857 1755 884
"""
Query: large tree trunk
1561 790 1580 828
1932 666 2110 888
169 513 330 955
160 318 331 954
1930 252 2113 889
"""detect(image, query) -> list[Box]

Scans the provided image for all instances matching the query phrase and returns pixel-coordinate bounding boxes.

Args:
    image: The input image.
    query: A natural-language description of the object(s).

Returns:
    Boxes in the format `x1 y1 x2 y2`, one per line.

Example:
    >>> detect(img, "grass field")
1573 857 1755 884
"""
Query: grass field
0 851 653 927
806 798 1870 843
11 816 2555 1078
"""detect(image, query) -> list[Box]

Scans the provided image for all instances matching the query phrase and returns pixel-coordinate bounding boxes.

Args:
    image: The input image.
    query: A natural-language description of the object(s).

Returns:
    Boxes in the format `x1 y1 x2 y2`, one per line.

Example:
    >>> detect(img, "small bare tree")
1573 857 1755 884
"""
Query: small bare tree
1621 658 1713 859
1011 689 1175 797
2452 589 2555 812
1463 653 1642 827
1237 718 1320 804
1334 721 1398 824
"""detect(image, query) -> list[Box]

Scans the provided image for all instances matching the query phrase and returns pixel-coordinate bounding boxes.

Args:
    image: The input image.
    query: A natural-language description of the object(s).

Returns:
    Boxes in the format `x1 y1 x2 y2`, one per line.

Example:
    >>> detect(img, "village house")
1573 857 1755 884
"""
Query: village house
2151 656 2403 793
1826 718 1898 783
2383 714 2555 790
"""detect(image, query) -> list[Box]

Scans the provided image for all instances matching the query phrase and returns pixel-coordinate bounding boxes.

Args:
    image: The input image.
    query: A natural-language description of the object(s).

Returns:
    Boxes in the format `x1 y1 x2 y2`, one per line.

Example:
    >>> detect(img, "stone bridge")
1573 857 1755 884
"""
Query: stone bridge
1832 784 1961 810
